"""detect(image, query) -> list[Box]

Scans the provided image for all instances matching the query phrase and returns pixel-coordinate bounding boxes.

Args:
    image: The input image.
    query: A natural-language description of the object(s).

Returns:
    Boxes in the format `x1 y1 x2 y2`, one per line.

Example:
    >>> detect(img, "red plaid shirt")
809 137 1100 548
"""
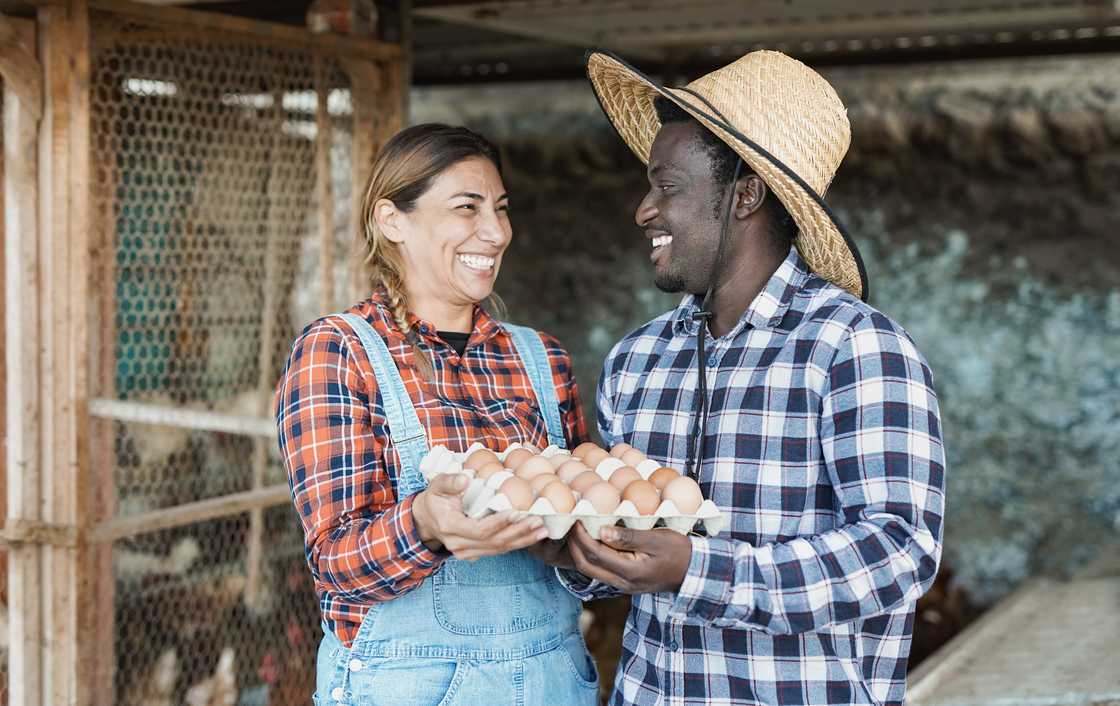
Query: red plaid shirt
275 293 588 646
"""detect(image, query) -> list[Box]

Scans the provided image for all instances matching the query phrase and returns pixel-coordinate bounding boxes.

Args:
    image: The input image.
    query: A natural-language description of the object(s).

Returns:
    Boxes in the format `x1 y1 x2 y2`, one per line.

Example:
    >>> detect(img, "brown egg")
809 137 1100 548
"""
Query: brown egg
622 480 660 515
529 473 560 496
583 482 622 514
609 442 633 458
607 466 642 491
661 476 704 514
620 448 647 468
572 442 601 460
648 467 680 490
548 453 572 469
475 461 506 481
515 455 555 481
539 481 576 513
582 448 610 469
464 448 499 471
569 471 602 495
504 448 534 470
557 460 590 485
498 476 534 511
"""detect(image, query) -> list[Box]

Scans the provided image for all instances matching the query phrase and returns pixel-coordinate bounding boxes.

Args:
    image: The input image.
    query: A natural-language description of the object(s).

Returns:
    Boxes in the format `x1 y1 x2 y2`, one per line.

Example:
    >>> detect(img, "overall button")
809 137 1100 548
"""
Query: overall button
348 658 364 672
330 686 345 700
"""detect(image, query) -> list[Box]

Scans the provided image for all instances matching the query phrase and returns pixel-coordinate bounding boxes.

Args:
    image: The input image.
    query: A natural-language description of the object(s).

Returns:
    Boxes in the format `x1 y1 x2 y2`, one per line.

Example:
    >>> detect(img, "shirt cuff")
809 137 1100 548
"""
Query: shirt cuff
397 494 450 568
556 567 615 601
670 535 742 623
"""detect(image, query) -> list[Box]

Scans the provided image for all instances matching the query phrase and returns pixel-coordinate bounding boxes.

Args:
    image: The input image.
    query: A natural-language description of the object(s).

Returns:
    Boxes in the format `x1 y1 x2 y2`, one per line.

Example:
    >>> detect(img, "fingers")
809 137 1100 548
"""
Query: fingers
568 524 633 589
426 472 470 497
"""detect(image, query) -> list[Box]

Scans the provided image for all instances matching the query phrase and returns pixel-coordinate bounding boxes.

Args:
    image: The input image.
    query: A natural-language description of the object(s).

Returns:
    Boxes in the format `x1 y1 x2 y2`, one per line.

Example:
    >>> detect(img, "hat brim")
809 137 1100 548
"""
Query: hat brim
585 49 868 302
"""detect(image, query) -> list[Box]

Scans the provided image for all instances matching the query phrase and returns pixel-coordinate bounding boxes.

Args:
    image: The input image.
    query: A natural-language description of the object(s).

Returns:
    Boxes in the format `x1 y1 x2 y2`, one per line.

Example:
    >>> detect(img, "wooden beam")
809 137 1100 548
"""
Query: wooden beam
315 53 335 314
87 0 403 61
38 2 94 703
2 17 44 706
89 483 291 543
0 14 43 120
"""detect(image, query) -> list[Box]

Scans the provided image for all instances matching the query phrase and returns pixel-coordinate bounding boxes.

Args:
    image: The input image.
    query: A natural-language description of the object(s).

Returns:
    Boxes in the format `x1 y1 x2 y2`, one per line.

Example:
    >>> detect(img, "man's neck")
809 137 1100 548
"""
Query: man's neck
705 245 787 339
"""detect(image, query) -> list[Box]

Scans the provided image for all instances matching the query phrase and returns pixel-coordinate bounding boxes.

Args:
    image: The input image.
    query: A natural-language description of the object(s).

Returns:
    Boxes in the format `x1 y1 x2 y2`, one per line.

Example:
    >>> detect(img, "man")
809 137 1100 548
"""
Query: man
533 50 946 706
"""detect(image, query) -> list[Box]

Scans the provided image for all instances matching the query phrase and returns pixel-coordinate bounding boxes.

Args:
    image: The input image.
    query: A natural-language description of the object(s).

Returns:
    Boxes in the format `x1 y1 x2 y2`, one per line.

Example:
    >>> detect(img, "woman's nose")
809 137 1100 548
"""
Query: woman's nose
478 207 509 246
635 192 657 227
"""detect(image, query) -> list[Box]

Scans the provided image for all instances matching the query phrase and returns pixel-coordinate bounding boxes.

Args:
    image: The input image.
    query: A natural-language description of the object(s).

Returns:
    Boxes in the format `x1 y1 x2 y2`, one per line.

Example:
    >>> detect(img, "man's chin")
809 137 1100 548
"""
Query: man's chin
654 272 685 293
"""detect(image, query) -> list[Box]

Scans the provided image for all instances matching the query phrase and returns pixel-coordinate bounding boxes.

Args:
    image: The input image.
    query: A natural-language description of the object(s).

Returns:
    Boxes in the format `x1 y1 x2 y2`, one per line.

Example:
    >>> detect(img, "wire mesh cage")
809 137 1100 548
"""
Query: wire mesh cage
68 7 401 705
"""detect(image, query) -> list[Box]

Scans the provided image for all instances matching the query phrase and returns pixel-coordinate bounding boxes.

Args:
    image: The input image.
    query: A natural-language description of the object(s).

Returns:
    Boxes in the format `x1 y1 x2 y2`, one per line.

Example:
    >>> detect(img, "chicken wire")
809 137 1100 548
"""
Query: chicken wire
87 12 370 705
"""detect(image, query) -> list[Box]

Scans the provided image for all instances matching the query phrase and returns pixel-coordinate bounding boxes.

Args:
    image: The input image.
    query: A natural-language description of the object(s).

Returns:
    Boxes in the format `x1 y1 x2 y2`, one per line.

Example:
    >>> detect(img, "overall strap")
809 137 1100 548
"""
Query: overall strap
338 313 429 498
504 323 566 450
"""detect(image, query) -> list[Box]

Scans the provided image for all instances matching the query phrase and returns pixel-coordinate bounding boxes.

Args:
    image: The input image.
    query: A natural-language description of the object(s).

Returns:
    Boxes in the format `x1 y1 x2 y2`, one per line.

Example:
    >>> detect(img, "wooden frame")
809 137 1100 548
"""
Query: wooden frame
4 1 405 703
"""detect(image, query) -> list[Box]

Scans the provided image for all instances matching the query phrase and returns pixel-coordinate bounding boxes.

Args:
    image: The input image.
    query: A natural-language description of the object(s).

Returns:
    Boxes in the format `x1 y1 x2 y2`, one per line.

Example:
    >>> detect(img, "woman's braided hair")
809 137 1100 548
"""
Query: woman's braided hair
358 124 505 379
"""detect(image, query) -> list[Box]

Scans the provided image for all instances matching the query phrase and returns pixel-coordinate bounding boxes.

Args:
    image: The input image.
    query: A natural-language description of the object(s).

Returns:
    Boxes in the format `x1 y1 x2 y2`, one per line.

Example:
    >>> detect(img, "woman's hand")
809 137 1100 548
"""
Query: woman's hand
412 473 549 561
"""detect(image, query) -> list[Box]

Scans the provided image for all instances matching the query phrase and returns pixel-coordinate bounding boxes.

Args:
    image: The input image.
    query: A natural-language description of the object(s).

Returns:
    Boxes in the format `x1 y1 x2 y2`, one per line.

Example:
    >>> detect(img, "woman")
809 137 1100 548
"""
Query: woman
276 124 599 705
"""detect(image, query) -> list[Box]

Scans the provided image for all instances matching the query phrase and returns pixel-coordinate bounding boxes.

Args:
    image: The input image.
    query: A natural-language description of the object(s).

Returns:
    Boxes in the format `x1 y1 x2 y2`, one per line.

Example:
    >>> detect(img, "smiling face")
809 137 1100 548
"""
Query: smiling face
387 156 511 318
636 121 729 295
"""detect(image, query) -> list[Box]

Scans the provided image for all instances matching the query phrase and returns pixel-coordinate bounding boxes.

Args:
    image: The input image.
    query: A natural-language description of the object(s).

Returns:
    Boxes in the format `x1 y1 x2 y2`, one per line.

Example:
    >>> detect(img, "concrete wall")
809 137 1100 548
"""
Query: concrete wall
412 54 1120 604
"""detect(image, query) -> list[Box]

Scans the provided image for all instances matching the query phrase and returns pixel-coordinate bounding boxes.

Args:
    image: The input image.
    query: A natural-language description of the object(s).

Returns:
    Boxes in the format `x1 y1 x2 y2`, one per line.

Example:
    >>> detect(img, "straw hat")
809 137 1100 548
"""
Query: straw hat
586 49 868 301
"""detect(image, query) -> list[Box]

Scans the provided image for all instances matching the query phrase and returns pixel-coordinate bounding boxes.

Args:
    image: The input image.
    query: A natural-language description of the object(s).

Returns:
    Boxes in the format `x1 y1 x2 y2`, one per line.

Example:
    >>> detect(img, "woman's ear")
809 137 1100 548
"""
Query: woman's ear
733 175 767 220
374 198 406 244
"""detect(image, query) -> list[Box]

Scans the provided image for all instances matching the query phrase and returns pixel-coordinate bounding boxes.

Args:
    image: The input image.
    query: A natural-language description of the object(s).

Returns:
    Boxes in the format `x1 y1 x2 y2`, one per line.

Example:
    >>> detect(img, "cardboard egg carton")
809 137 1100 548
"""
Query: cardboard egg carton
418 443 725 540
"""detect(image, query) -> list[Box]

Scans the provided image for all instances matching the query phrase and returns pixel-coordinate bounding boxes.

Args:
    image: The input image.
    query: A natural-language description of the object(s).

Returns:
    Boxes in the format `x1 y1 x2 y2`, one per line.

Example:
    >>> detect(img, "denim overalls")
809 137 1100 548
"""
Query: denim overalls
313 313 599 706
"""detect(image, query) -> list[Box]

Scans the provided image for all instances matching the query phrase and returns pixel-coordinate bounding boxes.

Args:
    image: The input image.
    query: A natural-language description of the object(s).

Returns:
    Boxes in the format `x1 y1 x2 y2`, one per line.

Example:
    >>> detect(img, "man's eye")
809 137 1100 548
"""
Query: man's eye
659 184 675 193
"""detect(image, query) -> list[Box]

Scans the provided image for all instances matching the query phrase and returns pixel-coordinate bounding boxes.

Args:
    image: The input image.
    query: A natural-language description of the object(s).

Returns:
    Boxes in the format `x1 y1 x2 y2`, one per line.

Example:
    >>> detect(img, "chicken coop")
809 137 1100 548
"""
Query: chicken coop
0 1 404 704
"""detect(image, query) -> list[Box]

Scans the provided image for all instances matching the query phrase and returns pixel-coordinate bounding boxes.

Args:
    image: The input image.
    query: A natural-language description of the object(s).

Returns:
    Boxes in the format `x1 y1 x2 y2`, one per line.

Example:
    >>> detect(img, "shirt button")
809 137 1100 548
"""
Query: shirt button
349 658 364 672
669 640 680 651
707 355 717 366
330 686 345 700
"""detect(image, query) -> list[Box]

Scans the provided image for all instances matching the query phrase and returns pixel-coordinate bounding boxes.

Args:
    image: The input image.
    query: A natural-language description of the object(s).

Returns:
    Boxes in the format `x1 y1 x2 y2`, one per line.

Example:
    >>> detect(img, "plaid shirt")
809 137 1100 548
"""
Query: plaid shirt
561 248 945 706
276 293 587 647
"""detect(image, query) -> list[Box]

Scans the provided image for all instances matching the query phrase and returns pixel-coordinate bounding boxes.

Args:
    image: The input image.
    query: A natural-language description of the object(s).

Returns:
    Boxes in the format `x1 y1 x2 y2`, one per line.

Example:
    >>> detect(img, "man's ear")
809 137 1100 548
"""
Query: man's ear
374 198 406 244
733 175 767 220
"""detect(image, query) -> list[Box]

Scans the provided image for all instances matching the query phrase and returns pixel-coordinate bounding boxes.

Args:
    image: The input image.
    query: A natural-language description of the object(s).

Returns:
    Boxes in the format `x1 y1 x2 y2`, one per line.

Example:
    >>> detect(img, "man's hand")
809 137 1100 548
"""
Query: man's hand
567 522 692 594
413 473 547 560
526 538 575 570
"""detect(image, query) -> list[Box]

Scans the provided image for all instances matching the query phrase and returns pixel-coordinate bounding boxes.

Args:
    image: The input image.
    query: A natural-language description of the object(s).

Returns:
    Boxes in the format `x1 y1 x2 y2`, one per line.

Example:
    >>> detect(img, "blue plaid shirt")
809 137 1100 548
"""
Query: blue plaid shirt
561 248 946 706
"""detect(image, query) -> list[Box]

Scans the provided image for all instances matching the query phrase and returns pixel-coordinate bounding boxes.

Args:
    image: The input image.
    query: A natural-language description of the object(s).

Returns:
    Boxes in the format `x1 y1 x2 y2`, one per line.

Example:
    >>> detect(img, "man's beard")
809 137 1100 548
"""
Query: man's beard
654 269 686 293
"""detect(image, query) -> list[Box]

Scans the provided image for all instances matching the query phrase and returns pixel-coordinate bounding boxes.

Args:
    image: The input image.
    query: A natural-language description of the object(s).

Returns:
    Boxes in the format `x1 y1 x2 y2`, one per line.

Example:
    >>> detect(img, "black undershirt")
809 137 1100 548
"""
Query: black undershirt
438 330 471 357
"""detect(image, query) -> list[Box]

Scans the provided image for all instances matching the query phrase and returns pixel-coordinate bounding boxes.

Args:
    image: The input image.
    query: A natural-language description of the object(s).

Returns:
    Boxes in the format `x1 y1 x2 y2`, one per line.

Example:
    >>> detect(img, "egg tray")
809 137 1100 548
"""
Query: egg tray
418 443 726 540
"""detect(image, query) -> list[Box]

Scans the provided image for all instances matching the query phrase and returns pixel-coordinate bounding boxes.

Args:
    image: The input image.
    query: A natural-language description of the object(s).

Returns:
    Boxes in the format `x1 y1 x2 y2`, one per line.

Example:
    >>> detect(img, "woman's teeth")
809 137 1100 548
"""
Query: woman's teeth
652 235 672 249
457 254 495 271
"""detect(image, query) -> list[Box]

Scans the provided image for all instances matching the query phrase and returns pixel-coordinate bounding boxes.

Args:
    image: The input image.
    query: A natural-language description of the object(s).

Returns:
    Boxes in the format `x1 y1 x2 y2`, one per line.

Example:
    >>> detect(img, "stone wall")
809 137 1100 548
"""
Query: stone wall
412 54 1120 604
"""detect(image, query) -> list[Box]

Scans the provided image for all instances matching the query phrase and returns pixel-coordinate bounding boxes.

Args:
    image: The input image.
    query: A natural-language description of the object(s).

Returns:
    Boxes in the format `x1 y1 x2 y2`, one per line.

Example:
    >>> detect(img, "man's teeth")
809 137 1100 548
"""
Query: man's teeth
652 235 673 249
457 254 495 270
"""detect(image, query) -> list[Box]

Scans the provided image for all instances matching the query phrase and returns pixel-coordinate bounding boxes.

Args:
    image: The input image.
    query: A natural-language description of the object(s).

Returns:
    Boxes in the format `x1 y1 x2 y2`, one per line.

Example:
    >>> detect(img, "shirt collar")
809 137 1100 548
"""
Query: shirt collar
368 290 503 347
672 246 809 338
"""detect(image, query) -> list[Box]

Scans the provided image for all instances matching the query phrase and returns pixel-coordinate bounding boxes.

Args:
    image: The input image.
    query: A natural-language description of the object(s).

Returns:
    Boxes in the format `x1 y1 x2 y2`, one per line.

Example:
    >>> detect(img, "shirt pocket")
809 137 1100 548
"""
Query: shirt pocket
432 552 556 635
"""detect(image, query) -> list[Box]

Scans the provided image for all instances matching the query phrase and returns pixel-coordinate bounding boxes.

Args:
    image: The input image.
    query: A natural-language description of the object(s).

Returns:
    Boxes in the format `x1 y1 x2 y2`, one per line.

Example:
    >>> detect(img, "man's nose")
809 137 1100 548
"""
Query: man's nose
635 192 657 228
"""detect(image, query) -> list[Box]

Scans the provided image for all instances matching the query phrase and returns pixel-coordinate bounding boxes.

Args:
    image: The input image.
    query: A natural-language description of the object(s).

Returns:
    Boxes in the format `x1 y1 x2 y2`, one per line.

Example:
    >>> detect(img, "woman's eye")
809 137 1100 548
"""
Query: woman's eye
456 203 477 211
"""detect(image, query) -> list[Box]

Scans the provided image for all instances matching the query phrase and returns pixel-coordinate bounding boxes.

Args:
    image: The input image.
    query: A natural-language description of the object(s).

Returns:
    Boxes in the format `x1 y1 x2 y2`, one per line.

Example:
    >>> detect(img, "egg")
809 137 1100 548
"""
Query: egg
620 448 647 468
582 447 610 469
648 466 680 490
609 442 632 458
548 453 572 469
662 476 704 514
607 466 642 491
504 448 534 470
622 480 660 515
515 455 555 481
569 471 602 495
583 482 622 514
572 442 601 460
475 461 506 481
529 473 560 496
464 448 499 471
556 460 590 484
498 476 534 511
538 481 576 513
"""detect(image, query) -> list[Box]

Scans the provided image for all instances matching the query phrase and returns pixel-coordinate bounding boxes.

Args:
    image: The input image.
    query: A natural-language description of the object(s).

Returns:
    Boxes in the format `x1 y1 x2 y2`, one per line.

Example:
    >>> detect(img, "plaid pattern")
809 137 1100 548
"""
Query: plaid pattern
275 293 587 646
561 248 945 706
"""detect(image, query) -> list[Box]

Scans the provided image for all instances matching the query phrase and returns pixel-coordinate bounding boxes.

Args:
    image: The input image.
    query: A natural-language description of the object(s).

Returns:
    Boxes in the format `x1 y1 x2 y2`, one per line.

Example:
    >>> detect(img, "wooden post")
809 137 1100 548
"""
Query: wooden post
2 14 44 706
37 2 95 704
315 53 336 314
